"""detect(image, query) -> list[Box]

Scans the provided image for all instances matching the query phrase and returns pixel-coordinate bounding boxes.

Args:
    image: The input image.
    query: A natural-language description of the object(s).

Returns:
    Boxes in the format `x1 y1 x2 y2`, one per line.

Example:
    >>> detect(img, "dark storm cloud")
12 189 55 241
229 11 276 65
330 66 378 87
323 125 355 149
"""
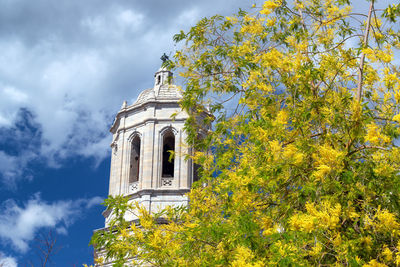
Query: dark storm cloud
0 0 249 45
0 0 99 44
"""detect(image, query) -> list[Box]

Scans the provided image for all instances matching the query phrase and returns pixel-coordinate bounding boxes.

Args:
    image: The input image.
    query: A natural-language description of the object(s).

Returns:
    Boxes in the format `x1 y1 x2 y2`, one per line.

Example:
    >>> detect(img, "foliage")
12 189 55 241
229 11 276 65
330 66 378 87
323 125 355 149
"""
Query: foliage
91 0 400 265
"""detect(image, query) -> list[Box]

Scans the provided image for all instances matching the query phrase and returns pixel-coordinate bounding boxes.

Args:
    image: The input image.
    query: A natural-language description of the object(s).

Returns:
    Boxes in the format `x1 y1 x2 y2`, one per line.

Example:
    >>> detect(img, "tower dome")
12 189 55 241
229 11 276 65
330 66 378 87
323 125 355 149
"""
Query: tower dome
132 67 182 106
105 65 193 226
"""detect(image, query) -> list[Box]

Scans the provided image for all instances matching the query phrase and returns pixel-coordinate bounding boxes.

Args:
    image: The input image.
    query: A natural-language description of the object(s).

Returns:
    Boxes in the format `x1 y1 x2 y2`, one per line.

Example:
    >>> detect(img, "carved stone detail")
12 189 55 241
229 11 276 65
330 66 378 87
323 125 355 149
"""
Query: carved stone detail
129 182 139 192
161 177 173 187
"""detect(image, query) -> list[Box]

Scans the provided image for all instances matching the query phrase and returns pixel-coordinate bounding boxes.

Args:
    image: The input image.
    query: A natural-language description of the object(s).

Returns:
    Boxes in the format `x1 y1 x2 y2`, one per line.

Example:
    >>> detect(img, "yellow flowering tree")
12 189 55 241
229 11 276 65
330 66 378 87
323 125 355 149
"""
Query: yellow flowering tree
92 0 400 265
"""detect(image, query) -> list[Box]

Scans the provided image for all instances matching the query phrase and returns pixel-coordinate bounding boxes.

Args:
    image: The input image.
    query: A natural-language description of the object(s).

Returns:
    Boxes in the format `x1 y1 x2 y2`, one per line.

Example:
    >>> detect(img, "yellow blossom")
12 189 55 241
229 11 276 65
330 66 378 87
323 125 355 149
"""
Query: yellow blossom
260 0 281 16
268 140 281 156
283 144 304 165
382 245 393 262
289 201 341 232
266 18 276 26
365 123 391 145
231 246 258 267
241 21 264 35
375 208 400 233
363 259 387 267
309 242 322 257
226 16 238 24
313 164 331 180
275 110 288 125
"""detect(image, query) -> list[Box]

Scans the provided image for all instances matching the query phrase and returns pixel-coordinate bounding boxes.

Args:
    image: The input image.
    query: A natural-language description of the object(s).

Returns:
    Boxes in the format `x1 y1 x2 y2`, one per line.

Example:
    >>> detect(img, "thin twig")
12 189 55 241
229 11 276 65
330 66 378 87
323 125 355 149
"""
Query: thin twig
283 132 323 146
348 144 389 156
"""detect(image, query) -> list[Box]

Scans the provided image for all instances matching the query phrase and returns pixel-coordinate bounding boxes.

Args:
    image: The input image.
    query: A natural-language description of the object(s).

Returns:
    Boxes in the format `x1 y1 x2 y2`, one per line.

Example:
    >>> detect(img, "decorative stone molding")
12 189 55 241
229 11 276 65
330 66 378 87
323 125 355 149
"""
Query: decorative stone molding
159 125 178 136
129 182 139 193
161 177 173 187
110 141 118 155
127 130 142 142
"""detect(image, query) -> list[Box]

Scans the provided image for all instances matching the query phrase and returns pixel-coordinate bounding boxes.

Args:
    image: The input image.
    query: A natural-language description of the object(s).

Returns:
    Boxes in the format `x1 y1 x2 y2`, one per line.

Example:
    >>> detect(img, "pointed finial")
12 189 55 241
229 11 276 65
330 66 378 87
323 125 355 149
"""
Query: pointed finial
121 100 127 109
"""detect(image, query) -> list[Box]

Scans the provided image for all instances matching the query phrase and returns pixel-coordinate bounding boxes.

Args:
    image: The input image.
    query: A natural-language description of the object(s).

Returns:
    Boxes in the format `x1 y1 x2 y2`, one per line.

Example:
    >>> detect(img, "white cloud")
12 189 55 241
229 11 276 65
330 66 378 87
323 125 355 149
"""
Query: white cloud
3 86 28 103
0 152 18 179
55 226 68 235
75 135 111 166
84 196 104 208
117 9 144 30
0 253 18 267
0 0 251 185
0 194 103 252
0 82 29 127
0 115 10 126
0 39 113 182
0 151 36 187
82 7 144 39
176 8 200 27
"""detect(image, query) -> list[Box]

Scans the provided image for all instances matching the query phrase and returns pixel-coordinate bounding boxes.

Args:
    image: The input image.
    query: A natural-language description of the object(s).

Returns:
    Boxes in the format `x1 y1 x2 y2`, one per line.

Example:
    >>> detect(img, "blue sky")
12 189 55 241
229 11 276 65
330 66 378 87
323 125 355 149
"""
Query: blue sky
0 0 249 265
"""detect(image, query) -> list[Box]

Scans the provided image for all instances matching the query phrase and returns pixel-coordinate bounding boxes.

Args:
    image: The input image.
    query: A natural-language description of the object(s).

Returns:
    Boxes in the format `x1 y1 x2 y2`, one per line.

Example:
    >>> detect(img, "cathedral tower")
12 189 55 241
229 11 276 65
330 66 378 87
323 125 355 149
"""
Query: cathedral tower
103 65 193 225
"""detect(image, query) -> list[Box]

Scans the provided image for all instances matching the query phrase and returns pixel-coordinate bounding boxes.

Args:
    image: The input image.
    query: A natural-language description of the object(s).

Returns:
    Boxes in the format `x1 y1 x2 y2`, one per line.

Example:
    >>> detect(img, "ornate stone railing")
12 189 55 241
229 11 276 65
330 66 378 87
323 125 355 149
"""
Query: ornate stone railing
129 182 139 193
161 177 173 187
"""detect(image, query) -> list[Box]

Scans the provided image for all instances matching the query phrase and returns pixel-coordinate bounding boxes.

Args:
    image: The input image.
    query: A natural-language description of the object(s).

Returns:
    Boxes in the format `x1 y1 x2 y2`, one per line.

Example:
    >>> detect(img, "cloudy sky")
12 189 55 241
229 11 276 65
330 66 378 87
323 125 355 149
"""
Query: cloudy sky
0 0 250 265
0 0 392 265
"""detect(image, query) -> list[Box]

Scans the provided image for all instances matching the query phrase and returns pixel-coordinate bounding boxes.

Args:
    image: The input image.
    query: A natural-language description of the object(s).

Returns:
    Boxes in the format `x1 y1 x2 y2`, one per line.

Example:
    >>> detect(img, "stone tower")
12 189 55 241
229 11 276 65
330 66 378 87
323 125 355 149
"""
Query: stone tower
103 66 193 226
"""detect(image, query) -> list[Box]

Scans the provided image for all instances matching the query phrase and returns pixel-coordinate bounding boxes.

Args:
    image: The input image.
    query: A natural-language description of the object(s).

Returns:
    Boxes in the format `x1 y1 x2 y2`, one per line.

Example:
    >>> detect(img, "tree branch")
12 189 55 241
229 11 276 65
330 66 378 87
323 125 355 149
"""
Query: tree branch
348 144 389 156
356 0 374 102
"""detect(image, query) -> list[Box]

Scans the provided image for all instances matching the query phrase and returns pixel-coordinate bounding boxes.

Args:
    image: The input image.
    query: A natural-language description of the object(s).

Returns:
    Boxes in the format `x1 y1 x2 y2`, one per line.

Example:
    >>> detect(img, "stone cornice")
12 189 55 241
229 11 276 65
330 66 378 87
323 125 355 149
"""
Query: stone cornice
111 117 186 135
127 188 190 199
110 100 182 133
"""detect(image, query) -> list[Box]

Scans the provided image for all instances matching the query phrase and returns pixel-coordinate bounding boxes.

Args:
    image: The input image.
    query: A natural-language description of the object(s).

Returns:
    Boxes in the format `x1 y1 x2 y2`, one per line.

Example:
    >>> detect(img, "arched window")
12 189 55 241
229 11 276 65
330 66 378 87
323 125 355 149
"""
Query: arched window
162 130 175 177
193 163 200 183
192 134 204 184
129 136 141 183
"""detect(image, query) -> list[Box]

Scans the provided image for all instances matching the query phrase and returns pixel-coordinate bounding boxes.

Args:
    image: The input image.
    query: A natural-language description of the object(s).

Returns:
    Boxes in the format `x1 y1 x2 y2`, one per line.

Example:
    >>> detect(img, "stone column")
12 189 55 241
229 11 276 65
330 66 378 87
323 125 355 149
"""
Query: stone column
142 120 155 189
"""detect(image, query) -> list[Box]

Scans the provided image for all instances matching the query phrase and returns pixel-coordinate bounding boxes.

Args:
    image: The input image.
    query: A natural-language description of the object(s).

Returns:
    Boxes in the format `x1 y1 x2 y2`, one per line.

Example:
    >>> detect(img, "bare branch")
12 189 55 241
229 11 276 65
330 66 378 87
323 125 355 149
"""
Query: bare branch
356 0 374 102
33 230 61 267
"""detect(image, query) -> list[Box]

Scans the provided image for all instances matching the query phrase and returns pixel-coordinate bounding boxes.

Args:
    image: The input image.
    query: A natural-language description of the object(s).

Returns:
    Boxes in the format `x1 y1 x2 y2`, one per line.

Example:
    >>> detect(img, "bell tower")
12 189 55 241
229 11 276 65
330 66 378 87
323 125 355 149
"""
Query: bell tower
104 64 193 225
